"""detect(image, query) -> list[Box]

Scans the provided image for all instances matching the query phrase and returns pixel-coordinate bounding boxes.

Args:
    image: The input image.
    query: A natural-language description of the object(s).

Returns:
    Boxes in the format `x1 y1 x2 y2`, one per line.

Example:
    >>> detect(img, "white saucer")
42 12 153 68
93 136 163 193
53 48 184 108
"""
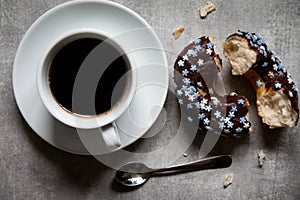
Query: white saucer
13 0 168 155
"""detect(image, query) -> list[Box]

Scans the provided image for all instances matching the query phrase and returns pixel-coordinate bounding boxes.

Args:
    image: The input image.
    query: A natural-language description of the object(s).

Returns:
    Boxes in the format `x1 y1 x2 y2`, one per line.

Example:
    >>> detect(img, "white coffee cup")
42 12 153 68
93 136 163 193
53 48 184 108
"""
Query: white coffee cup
37 29 137 148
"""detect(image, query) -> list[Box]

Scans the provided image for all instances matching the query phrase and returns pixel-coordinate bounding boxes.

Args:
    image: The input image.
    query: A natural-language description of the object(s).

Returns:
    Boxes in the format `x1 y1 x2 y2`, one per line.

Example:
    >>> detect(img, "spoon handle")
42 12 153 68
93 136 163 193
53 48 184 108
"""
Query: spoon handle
152 155 232 175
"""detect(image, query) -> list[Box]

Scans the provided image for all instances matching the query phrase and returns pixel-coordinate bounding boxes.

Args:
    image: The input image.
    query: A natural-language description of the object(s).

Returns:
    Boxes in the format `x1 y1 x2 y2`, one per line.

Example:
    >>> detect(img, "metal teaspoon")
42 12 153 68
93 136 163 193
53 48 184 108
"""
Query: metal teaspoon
115 155 232 187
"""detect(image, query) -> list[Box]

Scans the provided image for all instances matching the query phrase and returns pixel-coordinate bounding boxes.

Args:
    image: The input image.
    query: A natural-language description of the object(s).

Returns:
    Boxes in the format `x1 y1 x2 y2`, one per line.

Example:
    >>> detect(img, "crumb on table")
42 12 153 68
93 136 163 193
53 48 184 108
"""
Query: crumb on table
173 26 185 40
223 173 234 188
199 1 216 18
258 150 266 167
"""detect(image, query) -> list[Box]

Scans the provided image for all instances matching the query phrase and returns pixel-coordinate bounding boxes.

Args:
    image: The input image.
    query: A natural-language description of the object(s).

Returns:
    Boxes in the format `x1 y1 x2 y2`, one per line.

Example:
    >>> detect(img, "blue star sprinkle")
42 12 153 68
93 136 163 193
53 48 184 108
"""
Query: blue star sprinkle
190 65 197 72
256 80 263 87
240 117 246 124
187 103 193 109
195 45 202 52
182 69 189 76
278 63 285 70
207 43 213 49
278 71 284 77
292 85 298 91
214 111 221 118
229 111 235 118
173 82 178 89
257 39 264 45
194 92 200 98
194 38 201 44
246 33 252 39
195 102 201 109
177 90 183 96
237 98 245 105
178 60 184 67
273 64 278 71
263 50 267 58
271 56 276 62
181 85 188 91
274 82 282 89
205 105 212 112
178 99 183 105
236 127 243 133
187 49 194 57
198 113 205 120
191 51 198 57
289 91 294 98
231 106 238 112
256 34 262 40
219 122 226 130
197 82 203 88
262 62 268 67
183 78 191 85
227 121 234 129
249 41 254 47
203 118 210 125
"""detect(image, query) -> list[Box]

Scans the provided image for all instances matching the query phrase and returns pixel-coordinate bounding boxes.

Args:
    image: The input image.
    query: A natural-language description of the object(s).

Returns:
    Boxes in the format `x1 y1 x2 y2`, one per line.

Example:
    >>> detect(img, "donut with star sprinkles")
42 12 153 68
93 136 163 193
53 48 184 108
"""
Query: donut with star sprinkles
223 30 299 128
173 36 251 138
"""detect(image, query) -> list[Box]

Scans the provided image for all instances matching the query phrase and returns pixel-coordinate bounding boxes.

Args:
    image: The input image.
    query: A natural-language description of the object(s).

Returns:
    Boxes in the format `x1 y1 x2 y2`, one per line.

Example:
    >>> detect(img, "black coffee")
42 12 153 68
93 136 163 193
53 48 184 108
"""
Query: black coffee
48 37 129 116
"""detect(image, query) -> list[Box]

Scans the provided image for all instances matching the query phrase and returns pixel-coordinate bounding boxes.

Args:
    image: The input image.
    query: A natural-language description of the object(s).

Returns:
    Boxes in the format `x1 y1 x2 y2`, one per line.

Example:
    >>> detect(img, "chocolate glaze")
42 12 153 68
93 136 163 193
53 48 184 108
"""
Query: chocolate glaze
173 36 251 138
226 30 299 125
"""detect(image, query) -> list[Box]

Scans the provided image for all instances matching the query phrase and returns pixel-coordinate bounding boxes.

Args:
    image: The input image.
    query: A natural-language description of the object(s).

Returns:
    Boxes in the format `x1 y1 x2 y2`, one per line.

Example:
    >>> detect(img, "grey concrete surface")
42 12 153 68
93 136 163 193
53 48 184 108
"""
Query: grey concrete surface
1 0 300 199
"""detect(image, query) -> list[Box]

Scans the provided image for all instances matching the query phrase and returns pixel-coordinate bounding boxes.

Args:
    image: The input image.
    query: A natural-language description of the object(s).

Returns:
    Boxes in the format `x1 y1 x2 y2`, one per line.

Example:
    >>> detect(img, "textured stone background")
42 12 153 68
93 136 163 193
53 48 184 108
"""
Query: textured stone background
1 0 300 199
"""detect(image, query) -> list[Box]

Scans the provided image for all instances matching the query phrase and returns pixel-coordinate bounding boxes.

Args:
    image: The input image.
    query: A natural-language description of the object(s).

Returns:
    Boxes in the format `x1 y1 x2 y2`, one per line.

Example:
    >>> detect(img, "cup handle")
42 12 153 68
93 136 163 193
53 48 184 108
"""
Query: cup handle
100 121 121 148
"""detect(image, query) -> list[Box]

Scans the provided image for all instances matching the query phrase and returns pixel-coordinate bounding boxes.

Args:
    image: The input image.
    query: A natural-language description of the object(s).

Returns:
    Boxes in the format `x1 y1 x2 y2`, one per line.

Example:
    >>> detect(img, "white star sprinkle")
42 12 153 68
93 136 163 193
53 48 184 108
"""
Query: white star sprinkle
274 82 282 89
197 59 204 66
178 60 184 67
206 48 213 55
201 98 208 104
182 55 189 61
188 95 196 102
214 111 221 118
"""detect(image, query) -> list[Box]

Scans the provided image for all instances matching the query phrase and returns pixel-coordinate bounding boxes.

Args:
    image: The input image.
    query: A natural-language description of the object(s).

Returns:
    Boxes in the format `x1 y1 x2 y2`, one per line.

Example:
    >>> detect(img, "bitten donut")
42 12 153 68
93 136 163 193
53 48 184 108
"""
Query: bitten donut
223 30 299 128
173 36 251 138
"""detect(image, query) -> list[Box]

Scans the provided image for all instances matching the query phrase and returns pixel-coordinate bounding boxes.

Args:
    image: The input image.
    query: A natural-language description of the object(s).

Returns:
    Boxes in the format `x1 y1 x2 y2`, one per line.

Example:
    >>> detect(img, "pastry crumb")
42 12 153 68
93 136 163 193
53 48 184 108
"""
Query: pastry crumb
223 173 233 188
173 26 185 40
258 150 266 167
199 1 216 18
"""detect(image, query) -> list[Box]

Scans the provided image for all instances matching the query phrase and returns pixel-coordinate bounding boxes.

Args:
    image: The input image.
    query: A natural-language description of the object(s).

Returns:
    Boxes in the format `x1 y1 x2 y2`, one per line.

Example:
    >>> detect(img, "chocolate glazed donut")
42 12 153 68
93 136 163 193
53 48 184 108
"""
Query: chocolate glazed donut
173 36 251 138
223 30 299 128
